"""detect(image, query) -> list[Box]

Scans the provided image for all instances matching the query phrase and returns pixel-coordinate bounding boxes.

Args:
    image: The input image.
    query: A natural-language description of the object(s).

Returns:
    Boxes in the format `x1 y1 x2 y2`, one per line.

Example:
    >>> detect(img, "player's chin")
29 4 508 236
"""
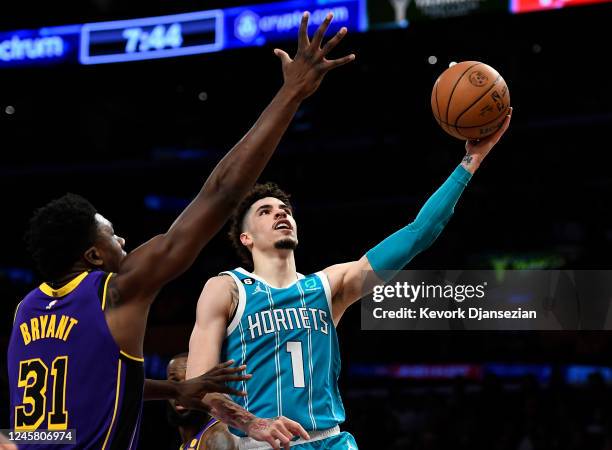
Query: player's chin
274 237 298 251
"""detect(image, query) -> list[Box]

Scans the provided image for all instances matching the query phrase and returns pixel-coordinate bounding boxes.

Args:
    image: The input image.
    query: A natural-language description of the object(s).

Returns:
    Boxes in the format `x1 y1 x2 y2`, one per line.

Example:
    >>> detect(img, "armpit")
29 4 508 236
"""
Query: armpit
219 274 239 325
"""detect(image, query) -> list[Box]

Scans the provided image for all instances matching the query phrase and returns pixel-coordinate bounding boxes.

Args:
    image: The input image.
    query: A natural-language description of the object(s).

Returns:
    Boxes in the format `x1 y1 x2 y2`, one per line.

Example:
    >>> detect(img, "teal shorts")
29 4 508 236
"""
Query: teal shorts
292 432 358 450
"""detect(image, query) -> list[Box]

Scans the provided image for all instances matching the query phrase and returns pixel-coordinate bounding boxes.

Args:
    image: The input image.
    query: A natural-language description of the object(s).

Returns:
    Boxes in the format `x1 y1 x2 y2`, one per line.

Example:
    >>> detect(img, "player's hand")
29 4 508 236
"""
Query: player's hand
175 360 251 411
246 416 310 450
274 11 355 101
462 107 513 173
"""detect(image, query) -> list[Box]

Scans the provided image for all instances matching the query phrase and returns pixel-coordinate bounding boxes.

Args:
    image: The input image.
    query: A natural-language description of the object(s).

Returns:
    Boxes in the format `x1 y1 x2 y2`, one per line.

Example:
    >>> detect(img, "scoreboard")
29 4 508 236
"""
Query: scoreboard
80 11 221 64
0 0 366 67
1 0 610 67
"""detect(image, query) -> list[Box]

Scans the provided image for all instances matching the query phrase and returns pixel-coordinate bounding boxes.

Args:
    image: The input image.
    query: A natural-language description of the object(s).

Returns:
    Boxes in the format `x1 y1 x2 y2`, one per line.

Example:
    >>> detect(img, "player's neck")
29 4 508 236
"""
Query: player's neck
252 251 297 288
49 265 90 287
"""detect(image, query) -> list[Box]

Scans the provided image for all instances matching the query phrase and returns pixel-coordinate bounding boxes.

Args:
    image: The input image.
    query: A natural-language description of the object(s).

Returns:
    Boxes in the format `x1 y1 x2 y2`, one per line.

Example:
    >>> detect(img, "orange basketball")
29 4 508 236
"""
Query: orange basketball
431 61 510 140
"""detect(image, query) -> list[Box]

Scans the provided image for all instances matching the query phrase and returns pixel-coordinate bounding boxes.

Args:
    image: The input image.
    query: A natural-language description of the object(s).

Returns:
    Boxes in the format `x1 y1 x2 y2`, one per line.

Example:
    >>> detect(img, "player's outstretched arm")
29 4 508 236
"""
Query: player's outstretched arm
113 11 355 303
325 109 512 323
187 277 310 450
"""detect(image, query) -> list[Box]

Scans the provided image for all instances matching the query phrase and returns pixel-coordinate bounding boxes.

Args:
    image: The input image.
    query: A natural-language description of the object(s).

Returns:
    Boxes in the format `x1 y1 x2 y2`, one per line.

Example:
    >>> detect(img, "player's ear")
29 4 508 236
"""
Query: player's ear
240 232 252 248
83 246 104 267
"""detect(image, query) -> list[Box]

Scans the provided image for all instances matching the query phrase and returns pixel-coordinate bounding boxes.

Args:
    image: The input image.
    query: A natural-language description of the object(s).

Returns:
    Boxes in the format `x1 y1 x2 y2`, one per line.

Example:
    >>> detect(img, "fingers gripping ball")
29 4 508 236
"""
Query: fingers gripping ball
431 61 511 140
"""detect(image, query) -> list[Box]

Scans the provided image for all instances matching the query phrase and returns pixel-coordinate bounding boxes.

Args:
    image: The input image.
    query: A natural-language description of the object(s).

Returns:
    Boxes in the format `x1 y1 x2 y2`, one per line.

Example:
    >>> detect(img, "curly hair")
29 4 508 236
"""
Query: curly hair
25 193 99 281
228 183 292 268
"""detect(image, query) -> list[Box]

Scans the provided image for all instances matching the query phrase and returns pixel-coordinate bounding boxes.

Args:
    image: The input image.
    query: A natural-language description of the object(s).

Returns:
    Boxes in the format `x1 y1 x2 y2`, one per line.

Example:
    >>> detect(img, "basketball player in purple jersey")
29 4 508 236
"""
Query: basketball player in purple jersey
7 12 354 449
167 354 237 450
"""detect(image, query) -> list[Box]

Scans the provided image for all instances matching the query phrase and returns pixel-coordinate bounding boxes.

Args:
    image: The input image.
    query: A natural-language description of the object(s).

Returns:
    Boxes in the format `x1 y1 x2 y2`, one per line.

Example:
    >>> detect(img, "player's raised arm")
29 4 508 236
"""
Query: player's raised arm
113 12 355 302
325 110 512 323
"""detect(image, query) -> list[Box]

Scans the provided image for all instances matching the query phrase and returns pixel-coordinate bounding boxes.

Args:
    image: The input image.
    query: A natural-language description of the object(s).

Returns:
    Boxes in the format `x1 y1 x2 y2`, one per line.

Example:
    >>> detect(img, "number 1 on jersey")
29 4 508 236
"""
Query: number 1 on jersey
49 356 68 429
286 341 305 388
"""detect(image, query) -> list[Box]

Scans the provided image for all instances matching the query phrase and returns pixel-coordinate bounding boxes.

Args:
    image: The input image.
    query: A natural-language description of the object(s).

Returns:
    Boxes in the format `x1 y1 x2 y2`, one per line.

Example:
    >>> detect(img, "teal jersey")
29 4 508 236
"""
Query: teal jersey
221 268 345 436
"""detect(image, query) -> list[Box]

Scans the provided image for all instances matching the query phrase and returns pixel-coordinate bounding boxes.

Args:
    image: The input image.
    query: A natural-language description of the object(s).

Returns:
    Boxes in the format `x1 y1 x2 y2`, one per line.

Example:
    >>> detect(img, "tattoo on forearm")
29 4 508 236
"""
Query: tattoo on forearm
248 420 271 432
462 155 473 165
208 394 255 430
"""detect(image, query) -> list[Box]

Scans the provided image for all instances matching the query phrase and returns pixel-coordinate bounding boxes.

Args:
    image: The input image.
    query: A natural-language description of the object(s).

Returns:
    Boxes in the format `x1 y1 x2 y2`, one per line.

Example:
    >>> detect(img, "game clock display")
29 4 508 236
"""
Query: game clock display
79 10 223 64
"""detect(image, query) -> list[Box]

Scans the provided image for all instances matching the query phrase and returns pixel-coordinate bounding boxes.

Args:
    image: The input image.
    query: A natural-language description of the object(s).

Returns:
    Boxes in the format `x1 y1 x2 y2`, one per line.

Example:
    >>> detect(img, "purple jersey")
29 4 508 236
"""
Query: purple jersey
8 271 144 449
180 419 221 450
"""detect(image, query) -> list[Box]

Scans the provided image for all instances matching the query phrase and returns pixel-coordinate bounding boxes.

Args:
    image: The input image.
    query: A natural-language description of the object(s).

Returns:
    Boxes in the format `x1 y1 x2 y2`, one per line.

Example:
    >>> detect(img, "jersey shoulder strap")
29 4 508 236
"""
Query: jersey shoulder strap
219 268 249 336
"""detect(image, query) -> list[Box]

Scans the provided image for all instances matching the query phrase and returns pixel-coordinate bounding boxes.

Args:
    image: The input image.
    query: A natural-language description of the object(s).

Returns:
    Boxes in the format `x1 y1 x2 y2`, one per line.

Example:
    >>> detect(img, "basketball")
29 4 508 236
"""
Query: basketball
431 61 511 140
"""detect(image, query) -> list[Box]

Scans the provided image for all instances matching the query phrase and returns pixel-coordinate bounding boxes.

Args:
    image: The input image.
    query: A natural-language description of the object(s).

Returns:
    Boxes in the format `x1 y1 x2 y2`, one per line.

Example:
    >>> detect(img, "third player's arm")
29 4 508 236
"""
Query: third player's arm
325 110 513 323
186 276 310 449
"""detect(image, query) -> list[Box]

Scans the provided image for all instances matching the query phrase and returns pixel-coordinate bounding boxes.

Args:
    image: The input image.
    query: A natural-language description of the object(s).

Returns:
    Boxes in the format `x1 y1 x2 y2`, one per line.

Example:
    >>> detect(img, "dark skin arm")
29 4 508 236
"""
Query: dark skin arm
104 12 355 357
143 360 251 410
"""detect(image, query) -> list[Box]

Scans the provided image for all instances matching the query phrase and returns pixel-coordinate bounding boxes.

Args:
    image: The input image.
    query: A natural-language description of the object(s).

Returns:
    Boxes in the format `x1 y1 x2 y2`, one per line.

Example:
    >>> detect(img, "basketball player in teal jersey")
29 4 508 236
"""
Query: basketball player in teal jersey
8 11 353 449
186 104 513 449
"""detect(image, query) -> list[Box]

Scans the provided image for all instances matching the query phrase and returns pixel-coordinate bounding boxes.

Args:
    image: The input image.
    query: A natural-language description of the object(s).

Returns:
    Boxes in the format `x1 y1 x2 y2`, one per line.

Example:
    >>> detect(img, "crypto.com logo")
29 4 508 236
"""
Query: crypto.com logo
235 10 260 43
